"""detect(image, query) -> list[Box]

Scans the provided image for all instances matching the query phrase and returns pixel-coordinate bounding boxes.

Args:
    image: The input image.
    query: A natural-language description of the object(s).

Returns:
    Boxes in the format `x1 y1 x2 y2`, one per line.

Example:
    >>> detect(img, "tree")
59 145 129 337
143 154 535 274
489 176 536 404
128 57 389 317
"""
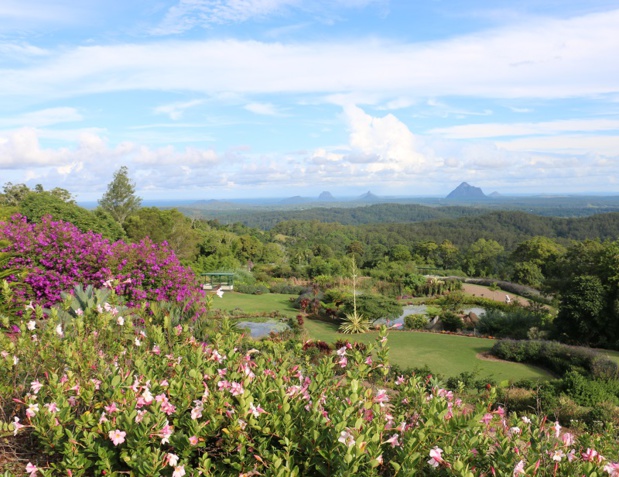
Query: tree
98 166 142 225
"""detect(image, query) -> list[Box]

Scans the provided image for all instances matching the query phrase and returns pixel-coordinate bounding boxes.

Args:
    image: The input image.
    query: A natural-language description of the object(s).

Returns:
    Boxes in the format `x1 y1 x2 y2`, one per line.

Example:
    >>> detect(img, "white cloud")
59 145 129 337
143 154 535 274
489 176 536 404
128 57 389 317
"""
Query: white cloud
244 102 281 116
0 107 83 128
154 0 384 34
3 9 619 102
343 104 428 173
430 119 619 139
153 99 204 120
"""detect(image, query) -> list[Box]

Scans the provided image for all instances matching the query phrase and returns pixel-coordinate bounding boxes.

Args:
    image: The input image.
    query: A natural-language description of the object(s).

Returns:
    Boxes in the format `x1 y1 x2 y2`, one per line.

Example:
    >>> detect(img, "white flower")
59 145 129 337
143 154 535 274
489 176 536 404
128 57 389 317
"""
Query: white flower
134 338 141 347
55 324 64 337
27 320 36 331
167 453 179 467
117 316 124 326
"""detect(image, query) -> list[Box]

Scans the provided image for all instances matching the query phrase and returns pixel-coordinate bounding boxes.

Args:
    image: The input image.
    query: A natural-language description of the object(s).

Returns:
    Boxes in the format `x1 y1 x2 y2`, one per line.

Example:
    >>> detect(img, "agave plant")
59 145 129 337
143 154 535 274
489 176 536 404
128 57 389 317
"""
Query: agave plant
339 311 372 334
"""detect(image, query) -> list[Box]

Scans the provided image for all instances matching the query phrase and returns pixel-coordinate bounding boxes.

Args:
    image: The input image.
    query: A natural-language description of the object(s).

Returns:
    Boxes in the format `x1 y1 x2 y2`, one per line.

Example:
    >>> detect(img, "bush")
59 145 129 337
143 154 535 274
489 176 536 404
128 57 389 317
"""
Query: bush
404 314 428 330
477 308 547 340
440 311 463 332
0 215 204 316
491 339 619 379
235 283 270 295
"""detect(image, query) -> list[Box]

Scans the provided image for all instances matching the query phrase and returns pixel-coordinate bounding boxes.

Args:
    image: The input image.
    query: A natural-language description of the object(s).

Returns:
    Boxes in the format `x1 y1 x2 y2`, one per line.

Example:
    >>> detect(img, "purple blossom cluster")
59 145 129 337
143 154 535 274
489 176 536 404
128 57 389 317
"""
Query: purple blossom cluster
0 214 204 312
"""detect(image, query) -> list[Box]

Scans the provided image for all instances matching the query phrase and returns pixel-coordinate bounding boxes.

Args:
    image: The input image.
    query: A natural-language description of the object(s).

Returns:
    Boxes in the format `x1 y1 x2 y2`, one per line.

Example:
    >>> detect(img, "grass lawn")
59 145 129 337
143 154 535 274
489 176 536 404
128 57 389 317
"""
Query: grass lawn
304 319 553 383
211 292 552 383
211 292 298 317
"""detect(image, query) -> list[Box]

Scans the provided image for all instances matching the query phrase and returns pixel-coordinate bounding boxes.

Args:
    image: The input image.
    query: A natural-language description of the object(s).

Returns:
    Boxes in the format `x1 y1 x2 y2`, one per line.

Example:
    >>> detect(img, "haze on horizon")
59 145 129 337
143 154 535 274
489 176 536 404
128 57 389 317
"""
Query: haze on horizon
1 0 618 201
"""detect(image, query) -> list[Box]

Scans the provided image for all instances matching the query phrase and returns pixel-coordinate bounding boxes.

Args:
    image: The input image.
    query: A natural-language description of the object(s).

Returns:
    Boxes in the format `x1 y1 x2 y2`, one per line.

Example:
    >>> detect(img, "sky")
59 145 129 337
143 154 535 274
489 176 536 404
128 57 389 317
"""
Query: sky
1 0 619 201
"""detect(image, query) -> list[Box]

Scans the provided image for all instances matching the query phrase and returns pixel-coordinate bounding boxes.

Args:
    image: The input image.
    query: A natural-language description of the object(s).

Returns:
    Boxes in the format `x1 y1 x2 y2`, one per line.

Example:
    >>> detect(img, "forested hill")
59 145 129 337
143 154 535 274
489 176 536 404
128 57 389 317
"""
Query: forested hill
357 211 619 249
189 203 489 228
271 210 619 251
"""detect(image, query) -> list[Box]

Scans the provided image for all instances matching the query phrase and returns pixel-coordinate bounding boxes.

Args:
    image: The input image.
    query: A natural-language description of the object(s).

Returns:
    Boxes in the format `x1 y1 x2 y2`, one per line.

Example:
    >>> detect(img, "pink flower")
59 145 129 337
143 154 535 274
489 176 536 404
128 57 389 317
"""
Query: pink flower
513 460 525 476
30 380 43 394
582 448 603 463
374 389 390 406
26 403 39 418
189 435 199 445
395 375 406 385
249 402 266 418
13 416 24 436
230 382 244 396
338 429 355 447
428 447 444 468
551 450 565 462
480 413 493 425
172 465 186 477
167 453 179 466
385 434 401 448
104 402 119 413
561 432 575 447
552 421 561 438
44 402 58 413
109 429 126 446
338 356 348 368
26 462 37 476
604 462 619 477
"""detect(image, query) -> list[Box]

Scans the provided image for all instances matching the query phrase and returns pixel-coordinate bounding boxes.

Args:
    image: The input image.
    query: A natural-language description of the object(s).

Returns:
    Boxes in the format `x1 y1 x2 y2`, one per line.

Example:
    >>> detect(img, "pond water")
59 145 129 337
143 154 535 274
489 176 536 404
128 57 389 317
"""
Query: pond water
236 320 290 338
373 305 487 327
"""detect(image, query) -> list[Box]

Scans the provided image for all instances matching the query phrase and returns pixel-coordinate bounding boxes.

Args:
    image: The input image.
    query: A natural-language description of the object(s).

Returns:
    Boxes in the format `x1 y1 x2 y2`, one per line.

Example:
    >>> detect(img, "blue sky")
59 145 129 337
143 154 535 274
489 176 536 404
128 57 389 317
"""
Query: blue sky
1 0 619 200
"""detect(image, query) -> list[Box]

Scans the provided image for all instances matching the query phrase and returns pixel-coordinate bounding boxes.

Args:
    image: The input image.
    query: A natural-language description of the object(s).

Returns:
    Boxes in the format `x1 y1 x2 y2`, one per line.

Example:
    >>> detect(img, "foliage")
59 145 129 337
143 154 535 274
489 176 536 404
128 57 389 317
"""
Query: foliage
338 311 372 334
340 294 402 323
124 208 201 262
98 166 142 225
0 215 204 314
440 311 464 332
403 313 428 330
491 339 619 380
477 307 549 340
3 301 619 476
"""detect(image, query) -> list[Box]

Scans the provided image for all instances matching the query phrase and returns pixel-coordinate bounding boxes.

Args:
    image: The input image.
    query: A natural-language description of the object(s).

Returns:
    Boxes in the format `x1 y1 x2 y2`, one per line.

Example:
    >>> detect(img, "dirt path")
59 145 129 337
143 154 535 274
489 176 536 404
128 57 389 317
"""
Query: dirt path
461 283 530 306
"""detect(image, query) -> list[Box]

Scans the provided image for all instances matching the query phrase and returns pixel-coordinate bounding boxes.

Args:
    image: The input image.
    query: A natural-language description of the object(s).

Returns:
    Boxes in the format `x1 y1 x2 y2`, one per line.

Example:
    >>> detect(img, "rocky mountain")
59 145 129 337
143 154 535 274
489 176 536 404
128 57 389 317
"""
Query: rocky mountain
318 191 335 201
446 182 487 200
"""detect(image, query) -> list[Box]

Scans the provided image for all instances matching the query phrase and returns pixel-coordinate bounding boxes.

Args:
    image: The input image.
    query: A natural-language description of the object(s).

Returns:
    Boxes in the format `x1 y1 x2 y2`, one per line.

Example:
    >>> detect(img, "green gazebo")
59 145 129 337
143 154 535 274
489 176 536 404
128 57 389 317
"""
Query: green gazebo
200 272 235 291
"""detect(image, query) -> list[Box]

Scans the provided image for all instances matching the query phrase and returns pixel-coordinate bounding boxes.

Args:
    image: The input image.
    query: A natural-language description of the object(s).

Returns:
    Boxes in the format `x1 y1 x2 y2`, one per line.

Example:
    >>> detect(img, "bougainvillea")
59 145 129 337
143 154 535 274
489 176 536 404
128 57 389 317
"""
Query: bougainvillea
0 214 203 314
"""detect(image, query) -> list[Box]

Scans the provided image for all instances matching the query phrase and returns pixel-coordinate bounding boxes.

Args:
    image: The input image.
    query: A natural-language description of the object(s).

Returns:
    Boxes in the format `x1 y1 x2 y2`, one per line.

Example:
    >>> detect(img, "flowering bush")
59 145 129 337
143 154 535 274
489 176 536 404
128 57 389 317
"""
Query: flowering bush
2 298 619 476
0 215 204 317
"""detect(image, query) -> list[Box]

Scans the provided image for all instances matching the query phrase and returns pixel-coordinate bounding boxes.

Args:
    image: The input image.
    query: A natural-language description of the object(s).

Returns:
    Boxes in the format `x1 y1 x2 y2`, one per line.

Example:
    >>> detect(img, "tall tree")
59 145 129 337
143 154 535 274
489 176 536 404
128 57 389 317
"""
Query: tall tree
98 166 142 225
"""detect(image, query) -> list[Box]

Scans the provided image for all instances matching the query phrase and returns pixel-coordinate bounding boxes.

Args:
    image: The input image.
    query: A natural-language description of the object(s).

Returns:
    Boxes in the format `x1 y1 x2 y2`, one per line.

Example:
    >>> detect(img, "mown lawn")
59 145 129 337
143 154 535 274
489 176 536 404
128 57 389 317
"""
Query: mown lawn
212 292 552 383
304 319 552 383
211 291 298 317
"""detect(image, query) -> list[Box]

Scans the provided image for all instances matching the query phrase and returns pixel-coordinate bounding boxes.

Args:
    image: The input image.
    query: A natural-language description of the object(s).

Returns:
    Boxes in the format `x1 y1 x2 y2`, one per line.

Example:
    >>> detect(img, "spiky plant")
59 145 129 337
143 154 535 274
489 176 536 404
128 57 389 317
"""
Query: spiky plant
339 255 371 333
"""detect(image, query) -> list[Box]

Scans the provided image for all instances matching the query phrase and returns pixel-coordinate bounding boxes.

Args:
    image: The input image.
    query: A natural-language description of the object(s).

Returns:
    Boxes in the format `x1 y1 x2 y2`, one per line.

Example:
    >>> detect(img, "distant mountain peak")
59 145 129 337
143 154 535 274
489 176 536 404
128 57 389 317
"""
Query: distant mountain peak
446 182 487 199
318 191 335 201
489 191 502 198
359 191 379 201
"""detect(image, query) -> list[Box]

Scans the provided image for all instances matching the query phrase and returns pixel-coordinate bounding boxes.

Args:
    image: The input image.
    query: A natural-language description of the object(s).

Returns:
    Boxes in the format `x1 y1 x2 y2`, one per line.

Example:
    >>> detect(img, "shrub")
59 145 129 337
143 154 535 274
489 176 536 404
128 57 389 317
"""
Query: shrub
404 314 428 330
490 339 619 380
440 311 463 332
0 215 204 316
477 308 547 340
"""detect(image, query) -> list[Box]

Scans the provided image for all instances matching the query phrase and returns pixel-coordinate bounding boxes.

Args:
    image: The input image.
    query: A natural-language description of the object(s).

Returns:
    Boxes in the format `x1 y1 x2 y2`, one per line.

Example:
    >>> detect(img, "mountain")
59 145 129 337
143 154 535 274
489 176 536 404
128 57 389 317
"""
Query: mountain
358 191 380 202
280 196 309 205
318 191 335 201
489 191 502 198
446 182 487 200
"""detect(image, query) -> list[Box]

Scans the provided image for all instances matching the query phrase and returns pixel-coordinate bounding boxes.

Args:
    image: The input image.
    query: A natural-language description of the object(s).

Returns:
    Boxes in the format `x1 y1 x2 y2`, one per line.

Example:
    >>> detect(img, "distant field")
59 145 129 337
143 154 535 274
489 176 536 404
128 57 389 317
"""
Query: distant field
211 292 552 383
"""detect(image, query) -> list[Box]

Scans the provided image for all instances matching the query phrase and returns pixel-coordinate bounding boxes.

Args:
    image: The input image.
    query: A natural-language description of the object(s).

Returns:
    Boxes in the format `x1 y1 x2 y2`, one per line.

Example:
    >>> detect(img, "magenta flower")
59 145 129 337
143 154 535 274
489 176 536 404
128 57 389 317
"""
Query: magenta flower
109 429 126 446
373 389 390 406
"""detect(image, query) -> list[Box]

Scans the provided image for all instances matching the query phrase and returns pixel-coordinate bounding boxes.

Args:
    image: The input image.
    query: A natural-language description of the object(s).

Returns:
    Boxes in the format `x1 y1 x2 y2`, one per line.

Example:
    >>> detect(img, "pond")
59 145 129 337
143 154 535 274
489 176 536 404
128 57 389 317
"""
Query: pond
236 320 290 338
373 305 487 327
